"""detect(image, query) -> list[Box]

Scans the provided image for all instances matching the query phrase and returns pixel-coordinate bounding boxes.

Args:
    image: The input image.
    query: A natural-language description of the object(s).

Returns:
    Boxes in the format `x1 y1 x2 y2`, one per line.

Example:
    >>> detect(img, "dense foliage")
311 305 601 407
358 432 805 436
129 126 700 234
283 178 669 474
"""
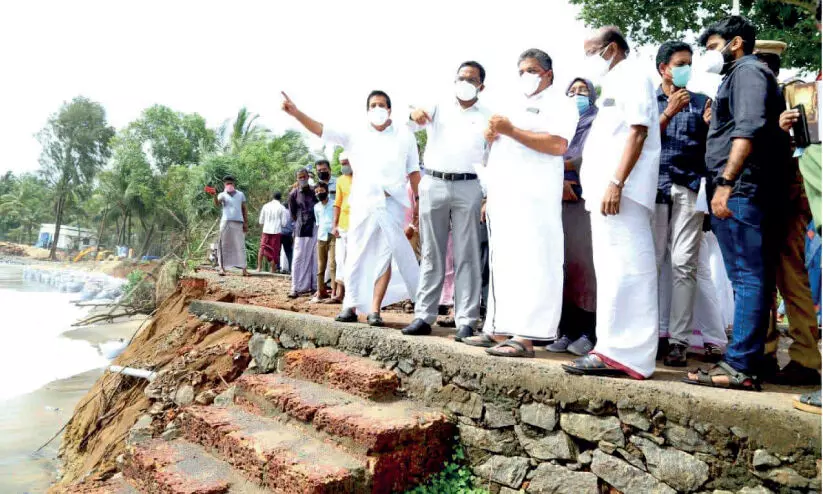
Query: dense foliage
3 101 316 264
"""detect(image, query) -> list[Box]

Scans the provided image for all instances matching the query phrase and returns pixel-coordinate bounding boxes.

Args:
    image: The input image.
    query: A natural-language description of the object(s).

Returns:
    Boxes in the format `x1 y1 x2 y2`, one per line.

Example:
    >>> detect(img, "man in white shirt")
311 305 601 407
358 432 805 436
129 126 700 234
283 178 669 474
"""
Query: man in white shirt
563 27 662 379
312 182 336 302
462 49 579 358
257 191 289 273
282 90 421 327
402 61 489 340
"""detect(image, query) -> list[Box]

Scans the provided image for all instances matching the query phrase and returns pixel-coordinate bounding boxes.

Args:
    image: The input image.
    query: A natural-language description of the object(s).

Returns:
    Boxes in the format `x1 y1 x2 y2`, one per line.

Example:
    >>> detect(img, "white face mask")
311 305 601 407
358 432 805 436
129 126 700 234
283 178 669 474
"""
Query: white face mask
368 107 389 127
584 45 614 82
701 49 725 75
520 72 542 97
455 80 478 102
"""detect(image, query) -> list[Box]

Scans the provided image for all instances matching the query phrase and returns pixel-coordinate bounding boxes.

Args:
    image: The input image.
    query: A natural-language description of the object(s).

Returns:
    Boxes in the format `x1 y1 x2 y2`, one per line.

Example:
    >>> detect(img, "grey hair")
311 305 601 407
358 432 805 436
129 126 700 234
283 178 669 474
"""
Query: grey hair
518 49 553 71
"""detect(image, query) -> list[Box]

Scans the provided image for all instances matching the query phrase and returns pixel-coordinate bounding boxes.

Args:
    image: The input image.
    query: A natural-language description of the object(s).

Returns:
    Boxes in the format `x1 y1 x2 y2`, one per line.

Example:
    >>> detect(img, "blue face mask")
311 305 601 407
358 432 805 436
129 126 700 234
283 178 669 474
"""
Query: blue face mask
671 64 692 88
573 94 590 114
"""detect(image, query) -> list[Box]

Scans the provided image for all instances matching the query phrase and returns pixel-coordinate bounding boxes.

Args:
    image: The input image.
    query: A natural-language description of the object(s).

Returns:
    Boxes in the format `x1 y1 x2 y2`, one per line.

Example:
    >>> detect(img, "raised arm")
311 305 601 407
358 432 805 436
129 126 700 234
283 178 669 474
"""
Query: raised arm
281 92 324 137
487 116 569 155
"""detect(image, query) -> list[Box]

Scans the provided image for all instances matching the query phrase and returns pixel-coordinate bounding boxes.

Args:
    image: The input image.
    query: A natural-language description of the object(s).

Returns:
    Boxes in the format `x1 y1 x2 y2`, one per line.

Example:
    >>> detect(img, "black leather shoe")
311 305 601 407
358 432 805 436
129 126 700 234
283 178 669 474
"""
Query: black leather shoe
663 343 688 367
335 308 357 323
402 318 432 336
455 325 474 342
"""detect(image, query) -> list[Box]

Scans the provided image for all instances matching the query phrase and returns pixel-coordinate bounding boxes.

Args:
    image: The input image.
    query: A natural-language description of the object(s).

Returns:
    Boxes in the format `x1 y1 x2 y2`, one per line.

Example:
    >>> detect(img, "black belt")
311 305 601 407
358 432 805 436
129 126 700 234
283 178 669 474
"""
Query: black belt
426 169 478 181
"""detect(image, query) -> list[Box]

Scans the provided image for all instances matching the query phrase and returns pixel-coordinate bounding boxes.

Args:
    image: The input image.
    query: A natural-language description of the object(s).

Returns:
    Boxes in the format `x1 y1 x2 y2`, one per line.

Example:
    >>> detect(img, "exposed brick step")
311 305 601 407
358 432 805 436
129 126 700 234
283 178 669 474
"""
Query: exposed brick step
235 373 452 453
281 348 399 400
123 438 268 493
234 374 454 493
179 405 370 493
63 476 138 494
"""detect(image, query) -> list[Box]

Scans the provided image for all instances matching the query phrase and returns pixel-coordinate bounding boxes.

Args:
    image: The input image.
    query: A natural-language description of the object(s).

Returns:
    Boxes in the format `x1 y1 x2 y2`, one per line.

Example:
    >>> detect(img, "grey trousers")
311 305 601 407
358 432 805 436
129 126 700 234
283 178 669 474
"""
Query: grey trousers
414 174 483 328
653 184 705 346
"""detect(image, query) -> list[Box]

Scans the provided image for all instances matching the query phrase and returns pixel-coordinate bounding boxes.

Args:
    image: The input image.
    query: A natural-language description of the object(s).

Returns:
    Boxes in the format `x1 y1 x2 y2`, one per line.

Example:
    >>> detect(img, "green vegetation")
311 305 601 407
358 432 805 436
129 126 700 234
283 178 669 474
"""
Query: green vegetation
121 270 155 311
1 99 316 265
569 0 821 72
405 446 489 494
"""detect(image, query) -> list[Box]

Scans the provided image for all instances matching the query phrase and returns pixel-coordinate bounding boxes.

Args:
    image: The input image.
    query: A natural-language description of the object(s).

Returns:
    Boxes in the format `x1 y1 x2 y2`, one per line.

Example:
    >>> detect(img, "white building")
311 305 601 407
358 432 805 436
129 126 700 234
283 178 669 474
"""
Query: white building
37 224 98 250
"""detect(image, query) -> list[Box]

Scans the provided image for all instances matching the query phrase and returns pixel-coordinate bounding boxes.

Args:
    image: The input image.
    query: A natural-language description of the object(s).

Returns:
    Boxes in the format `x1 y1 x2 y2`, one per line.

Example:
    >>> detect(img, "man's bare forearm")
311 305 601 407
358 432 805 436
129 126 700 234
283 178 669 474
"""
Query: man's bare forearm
292 109 324 137
721 138 753 181
409 171 421 197
508 128 568 155
614 125 648 183
332 206 341 229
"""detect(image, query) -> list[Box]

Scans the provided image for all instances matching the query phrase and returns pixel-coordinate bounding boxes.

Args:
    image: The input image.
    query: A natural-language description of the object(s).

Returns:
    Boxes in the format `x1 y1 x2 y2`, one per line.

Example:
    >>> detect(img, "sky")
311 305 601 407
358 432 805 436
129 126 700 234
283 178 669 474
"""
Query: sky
0 0 665 175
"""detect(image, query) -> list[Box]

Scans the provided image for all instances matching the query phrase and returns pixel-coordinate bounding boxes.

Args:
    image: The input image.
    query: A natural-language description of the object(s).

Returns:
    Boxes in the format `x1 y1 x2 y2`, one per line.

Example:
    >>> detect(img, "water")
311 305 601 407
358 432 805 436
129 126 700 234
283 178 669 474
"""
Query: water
0 264 109 401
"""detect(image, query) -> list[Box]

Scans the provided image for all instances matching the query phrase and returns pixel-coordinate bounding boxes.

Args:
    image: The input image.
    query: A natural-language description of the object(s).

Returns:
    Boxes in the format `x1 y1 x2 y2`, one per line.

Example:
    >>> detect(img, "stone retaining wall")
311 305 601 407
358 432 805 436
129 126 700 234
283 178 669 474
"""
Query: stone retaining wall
190 301 822 494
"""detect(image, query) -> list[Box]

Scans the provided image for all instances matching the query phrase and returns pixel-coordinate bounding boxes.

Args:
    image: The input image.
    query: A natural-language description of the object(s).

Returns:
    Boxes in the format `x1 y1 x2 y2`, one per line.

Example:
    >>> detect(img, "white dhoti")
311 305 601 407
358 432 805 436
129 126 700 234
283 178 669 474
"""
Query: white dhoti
484 166 564 341
334 229 348 283
689 232 731 349
590 197 659 378
342 199 419 314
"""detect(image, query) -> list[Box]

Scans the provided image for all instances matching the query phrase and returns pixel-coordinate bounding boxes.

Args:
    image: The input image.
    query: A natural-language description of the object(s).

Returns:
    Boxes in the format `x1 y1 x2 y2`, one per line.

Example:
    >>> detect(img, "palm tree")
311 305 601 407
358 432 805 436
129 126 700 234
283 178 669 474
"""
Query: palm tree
218 107 269 153
0 176 50 244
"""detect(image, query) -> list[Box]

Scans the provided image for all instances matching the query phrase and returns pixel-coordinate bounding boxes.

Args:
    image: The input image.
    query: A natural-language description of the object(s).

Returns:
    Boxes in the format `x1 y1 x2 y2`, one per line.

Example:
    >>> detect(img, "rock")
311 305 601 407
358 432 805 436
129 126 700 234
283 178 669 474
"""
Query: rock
527 462 599 494
384 360 397 370
730 426 748 439
248 333 281 373
590 450 676 494
520 402 557 431
560 413 625 447
447 391 484 419
636 431 666 446
486 404 517 429
194 389 216 405
578 451 593 465
599 441 618 454
452 373 481 391
173 385 195 406
618 407 651 431
147 401 165 415
515 426 577 461
757 467 809 488
405 367 443 403
631 435 709 492
737 487 773 494
301 340 316 349
617 448 647 471
473 455 531 489
128 415 153 444
459 423 520 455
652 410 667 427
213 386 236 407
752 449 781 470
161 421 180 441
664 424 715 454
155 261 183 305
279 332 299 349
499 488 522 494
396 359 416 375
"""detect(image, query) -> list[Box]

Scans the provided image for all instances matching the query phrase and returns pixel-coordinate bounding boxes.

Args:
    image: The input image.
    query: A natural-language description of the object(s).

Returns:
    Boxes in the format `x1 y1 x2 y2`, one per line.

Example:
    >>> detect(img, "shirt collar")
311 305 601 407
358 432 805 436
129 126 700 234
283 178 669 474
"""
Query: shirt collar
656 86 667 100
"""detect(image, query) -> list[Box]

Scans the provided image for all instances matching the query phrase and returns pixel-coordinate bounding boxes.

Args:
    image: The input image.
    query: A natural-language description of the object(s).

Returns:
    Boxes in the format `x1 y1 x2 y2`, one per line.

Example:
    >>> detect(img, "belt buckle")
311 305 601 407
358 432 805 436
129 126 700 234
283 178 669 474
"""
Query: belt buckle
443 172 453 181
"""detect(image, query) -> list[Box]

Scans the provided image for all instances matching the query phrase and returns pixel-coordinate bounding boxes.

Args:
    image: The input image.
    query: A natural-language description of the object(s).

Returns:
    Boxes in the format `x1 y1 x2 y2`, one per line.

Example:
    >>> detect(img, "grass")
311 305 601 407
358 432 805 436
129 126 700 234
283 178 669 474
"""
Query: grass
404 445 490 494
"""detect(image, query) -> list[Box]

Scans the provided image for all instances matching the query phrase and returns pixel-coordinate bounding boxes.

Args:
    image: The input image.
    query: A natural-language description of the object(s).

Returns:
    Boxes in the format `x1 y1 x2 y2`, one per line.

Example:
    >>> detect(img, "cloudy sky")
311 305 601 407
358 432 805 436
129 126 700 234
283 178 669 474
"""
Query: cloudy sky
0 0 663 175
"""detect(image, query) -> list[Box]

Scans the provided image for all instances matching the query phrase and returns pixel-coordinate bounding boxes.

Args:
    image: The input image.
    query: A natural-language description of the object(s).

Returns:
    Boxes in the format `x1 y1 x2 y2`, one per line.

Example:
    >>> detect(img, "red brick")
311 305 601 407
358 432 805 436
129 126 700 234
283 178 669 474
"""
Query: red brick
123 439 233 494
283 348 399 400
180 405 369 494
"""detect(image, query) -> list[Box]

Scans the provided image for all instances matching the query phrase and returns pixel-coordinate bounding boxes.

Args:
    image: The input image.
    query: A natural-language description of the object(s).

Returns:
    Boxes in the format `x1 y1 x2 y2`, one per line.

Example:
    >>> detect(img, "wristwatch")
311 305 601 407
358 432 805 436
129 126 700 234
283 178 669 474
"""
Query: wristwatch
713 176 736 188
609 177 624 189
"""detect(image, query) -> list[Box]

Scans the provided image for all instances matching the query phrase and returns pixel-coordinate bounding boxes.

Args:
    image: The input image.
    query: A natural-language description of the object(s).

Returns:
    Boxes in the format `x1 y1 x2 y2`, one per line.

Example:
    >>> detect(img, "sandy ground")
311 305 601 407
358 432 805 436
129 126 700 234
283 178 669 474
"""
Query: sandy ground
0 316 146 494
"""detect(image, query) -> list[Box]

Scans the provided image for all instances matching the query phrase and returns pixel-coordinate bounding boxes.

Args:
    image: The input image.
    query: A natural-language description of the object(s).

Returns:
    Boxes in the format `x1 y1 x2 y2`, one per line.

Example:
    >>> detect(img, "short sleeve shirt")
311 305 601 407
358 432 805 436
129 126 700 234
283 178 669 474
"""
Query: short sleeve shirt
218 190 246 223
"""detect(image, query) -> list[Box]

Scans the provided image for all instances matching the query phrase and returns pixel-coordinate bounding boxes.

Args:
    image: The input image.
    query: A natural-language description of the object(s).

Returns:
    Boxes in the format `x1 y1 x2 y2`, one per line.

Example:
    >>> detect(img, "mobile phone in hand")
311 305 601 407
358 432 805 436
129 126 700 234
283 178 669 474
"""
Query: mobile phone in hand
792 104 811 149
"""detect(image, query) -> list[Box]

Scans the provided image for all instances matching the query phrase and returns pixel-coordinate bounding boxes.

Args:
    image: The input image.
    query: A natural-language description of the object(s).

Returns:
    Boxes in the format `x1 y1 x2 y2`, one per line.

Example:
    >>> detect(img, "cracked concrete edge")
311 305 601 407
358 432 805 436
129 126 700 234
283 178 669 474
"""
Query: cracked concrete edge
188 300 821 455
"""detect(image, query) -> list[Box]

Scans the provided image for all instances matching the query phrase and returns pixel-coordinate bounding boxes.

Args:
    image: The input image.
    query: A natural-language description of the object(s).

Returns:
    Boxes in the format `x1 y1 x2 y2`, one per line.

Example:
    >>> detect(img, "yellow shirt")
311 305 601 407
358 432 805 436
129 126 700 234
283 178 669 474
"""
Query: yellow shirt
334 174 352 231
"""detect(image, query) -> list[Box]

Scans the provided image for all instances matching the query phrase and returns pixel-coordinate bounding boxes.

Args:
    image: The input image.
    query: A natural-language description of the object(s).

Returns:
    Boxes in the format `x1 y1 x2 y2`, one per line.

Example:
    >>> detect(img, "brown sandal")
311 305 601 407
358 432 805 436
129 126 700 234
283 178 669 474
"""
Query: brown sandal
485 339 535 358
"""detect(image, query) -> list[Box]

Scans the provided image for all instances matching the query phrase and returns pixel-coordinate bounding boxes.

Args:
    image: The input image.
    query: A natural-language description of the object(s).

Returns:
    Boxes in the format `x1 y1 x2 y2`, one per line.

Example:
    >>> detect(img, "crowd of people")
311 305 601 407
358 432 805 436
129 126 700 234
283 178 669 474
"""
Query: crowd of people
206 12 822 413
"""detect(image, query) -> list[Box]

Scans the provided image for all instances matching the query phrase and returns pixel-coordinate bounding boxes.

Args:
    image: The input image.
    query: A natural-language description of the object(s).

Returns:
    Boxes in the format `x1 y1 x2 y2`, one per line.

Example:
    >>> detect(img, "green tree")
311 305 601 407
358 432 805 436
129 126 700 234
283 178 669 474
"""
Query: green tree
0 174 51 244
569 0 821 72
132 105 216 172
218 107 270 153
38 96 115 259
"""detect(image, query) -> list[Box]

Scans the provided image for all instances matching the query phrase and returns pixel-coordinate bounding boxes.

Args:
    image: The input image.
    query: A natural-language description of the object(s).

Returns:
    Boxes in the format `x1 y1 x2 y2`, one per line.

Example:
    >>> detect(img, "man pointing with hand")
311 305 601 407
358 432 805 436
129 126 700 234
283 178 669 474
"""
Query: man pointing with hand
402 61 489 340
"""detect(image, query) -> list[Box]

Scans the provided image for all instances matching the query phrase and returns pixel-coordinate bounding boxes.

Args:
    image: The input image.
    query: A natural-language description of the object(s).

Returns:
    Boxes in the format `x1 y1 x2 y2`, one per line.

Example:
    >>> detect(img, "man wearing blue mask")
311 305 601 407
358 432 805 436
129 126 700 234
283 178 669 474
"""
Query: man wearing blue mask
653 41 712 367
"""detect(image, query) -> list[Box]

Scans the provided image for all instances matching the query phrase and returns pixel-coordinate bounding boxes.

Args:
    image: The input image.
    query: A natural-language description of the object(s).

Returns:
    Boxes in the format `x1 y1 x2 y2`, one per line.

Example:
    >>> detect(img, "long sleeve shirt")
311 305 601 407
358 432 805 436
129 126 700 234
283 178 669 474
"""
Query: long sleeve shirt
288 187 318 238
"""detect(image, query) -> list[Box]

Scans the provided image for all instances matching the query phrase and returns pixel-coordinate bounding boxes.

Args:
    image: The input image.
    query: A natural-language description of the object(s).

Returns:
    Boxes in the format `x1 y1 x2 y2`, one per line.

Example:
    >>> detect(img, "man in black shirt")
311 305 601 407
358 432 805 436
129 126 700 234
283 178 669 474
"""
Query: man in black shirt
287 168 319 298
685 16 785 390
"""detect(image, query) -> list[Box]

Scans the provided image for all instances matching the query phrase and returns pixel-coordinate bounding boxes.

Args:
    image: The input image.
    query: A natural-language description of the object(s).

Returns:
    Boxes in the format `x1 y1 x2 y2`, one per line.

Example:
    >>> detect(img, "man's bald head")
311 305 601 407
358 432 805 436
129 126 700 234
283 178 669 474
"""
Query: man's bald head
583 26 630 72
589 26 630 55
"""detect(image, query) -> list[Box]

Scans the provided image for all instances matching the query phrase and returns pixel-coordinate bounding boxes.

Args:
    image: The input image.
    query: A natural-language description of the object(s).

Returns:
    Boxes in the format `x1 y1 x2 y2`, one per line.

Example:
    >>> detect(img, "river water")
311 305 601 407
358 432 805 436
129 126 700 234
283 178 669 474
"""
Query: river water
0 263 111 493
